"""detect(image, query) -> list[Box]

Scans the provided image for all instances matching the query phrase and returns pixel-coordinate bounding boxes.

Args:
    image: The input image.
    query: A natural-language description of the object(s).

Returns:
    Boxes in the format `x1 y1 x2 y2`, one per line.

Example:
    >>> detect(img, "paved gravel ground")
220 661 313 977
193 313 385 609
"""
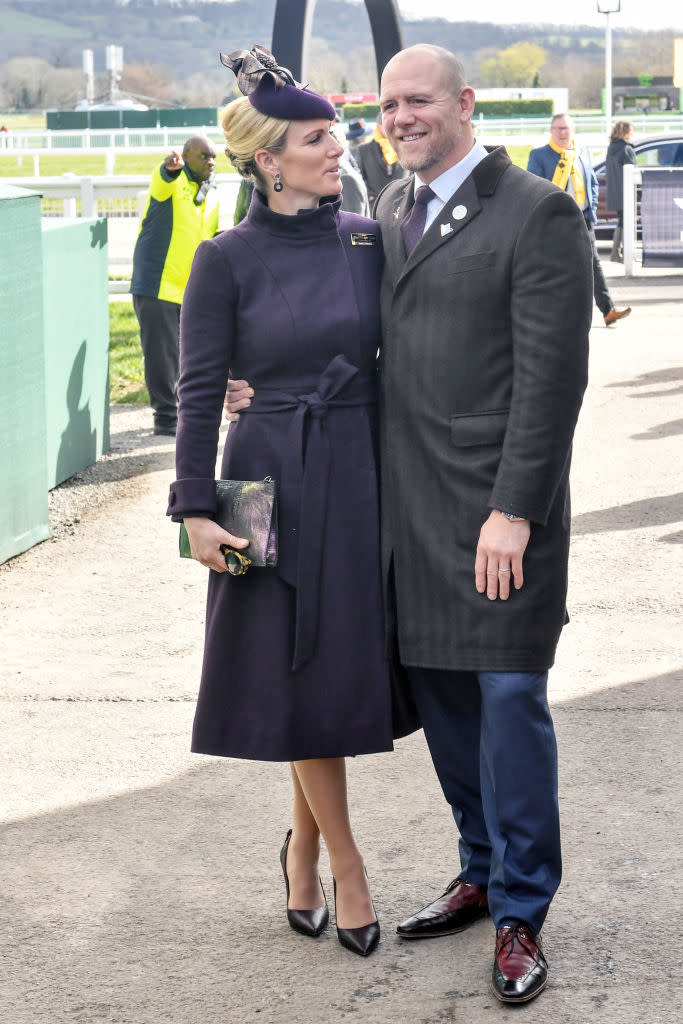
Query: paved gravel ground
1 264 681 1023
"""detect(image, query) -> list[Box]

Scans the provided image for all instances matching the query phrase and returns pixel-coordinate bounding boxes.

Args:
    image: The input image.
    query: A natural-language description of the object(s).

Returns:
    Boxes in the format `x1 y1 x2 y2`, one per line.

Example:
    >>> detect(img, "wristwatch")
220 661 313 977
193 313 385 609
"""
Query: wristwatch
498 510 527 522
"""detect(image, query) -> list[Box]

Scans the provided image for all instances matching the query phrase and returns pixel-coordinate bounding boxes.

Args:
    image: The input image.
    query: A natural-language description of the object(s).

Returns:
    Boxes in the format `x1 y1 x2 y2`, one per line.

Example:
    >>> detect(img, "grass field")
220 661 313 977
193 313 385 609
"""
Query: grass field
0 112 47 130
109 301 148 405
504 145 532 169
0 152 234 177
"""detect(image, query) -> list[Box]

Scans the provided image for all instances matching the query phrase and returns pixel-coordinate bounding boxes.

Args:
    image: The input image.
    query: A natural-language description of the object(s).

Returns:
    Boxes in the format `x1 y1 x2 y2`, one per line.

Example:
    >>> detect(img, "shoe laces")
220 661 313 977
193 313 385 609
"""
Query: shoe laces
497 923 540 962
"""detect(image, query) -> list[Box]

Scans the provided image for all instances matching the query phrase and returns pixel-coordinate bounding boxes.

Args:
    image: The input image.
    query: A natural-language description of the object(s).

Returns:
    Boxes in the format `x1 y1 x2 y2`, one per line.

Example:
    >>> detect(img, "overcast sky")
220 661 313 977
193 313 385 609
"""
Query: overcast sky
392 1 683 32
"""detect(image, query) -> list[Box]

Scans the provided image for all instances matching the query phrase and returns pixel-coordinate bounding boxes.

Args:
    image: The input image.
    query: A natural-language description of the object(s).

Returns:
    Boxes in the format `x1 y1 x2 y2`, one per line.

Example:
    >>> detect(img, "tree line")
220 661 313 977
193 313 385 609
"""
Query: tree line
0 0 677 110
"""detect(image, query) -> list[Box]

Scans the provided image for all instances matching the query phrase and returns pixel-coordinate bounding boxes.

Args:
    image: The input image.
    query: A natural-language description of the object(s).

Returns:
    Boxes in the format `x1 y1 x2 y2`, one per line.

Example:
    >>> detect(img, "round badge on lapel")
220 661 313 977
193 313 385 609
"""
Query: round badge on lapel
452 205 467 220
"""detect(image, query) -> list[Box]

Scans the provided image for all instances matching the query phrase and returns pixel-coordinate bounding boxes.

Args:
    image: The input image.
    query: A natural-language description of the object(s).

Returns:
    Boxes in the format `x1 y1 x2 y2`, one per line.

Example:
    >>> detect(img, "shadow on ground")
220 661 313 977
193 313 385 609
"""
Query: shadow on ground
2 672 679 1024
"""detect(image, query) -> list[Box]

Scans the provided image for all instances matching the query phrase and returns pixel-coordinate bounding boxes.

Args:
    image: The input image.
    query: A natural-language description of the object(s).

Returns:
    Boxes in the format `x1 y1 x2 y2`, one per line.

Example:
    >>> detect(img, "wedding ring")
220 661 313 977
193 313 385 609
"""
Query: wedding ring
498 568 511 573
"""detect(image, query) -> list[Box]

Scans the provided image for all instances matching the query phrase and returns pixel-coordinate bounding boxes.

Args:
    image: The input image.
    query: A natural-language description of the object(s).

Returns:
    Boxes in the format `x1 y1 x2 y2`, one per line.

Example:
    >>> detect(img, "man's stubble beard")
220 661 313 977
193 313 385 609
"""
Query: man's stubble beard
396 121 463 175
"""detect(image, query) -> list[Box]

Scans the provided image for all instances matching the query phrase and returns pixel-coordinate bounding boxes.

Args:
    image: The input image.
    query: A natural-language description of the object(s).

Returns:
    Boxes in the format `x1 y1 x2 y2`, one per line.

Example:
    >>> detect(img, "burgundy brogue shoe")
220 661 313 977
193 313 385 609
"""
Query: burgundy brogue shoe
491 922 548 1004
396 878 489 939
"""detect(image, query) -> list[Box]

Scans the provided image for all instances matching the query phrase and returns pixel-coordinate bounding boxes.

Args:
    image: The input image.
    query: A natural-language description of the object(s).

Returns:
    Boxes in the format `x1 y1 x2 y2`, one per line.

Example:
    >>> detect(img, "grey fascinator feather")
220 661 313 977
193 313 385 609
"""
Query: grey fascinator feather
219 44 299 95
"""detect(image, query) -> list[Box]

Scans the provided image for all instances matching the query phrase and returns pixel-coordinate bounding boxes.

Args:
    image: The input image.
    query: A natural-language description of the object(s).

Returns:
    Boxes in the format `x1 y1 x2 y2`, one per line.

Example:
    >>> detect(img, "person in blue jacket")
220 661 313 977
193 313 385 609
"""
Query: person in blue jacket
527 114 631 327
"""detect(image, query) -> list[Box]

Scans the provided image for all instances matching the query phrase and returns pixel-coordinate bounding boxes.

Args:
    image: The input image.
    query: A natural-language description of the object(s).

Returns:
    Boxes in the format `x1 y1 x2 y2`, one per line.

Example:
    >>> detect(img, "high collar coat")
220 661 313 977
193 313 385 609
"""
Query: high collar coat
375 147 593 672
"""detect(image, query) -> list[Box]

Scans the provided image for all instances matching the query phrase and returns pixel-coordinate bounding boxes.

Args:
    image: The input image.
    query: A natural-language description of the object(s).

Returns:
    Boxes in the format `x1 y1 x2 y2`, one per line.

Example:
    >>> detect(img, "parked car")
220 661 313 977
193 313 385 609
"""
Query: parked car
594 133 683 238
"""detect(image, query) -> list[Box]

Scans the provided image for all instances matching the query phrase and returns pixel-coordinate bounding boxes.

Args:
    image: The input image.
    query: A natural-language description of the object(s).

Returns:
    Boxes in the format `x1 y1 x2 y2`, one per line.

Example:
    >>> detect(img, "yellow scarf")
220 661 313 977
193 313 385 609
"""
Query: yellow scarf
549 138 586 208
373 127 398 166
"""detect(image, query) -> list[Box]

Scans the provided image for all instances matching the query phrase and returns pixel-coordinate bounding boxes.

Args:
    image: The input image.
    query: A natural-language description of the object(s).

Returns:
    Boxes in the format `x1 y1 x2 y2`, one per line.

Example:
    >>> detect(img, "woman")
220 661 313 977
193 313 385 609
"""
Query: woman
606 120 636 263
166 46 416 958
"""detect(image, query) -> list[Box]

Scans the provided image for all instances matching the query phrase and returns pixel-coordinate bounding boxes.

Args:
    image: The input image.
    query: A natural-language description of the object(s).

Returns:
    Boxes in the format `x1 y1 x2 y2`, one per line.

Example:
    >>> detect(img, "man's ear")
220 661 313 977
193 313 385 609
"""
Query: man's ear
459 87 476 121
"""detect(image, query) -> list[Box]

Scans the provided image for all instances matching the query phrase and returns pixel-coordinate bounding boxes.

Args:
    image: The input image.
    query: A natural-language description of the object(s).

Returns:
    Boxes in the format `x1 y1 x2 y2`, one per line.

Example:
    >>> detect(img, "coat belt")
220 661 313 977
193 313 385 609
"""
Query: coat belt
246 354 377 671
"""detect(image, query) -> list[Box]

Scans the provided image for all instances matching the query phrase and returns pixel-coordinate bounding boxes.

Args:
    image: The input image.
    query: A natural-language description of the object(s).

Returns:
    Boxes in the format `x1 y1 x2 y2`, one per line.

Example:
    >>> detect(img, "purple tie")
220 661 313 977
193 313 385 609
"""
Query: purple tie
401 184 436 255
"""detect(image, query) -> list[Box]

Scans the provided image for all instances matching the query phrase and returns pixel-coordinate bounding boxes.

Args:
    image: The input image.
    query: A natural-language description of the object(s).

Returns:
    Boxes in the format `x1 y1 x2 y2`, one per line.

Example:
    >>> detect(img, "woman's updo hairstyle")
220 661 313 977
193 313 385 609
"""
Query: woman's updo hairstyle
221 96 290 192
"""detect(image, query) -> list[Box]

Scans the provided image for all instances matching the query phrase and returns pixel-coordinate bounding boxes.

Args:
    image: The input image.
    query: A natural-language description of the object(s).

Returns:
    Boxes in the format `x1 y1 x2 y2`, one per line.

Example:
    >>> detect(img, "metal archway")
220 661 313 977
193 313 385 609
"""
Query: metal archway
272 0 403 86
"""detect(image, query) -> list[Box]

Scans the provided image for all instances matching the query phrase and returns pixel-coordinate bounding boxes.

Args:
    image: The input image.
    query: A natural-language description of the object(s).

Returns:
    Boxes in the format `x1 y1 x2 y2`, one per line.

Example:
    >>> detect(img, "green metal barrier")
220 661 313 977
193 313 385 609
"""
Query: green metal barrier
0 190 111 564
42 218 110 489
0 185 50 563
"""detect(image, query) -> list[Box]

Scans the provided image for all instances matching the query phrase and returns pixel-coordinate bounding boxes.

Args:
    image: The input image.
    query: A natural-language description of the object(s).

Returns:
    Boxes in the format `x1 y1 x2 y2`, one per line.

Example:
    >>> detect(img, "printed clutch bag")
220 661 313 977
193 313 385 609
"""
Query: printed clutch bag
179 478 278 575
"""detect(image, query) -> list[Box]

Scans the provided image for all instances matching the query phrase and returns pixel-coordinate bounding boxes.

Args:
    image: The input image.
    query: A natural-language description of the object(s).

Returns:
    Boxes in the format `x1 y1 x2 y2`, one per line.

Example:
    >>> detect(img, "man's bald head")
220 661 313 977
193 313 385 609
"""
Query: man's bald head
383 45 467 98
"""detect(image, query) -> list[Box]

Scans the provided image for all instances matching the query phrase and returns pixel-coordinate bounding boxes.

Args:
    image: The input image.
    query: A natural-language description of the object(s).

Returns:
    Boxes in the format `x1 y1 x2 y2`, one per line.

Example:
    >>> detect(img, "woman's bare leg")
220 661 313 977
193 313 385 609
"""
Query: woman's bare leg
291 757 375 929
285 763 325 911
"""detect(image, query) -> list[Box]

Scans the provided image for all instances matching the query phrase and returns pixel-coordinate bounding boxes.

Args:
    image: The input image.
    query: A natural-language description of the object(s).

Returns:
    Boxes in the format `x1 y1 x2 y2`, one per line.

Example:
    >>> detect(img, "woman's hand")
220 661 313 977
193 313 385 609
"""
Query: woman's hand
183 517 249 573
224 378 253 422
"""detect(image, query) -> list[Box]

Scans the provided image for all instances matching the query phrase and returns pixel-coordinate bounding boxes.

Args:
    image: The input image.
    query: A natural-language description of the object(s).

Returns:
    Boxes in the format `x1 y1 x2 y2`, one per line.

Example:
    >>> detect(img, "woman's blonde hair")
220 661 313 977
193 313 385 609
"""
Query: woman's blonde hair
221 96 290 191
610 120 633 142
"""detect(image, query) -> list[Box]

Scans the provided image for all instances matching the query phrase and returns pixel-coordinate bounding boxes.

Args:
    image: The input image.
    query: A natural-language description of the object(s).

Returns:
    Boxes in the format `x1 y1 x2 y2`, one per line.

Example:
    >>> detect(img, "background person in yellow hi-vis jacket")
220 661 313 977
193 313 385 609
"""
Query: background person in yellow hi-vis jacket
131 136 219 435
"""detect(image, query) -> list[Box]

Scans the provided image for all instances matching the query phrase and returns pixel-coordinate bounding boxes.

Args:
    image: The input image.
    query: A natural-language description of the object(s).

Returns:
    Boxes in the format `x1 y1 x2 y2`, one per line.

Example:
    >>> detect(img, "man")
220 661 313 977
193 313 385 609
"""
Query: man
131 136 219 435
226 45 591 1005
331 119 371 215
374 45 592 1004
527 114 631 326
355 111 408 204
345 117 371 152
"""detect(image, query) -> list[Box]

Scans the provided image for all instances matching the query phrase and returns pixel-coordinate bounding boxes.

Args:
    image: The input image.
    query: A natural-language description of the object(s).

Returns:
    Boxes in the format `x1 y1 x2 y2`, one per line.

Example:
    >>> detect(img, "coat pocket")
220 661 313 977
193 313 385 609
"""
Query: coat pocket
444 251 495 275
450 409 509 447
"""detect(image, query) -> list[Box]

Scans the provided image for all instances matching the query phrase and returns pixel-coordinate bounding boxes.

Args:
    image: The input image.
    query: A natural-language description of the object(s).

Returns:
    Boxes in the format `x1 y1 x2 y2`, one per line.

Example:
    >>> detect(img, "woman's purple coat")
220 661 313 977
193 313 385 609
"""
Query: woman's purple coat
167 192 415 761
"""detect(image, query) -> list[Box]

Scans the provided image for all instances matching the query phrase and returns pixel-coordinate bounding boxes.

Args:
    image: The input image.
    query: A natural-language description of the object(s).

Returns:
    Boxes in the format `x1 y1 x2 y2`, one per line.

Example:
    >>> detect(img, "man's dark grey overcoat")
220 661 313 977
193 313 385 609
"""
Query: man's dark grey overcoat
375 146 593 672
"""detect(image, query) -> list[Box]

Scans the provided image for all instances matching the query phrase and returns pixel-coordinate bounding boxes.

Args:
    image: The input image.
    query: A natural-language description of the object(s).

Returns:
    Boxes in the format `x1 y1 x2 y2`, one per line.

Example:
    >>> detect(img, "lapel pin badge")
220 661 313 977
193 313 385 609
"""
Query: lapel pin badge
452 205 467 220
440 222 453 236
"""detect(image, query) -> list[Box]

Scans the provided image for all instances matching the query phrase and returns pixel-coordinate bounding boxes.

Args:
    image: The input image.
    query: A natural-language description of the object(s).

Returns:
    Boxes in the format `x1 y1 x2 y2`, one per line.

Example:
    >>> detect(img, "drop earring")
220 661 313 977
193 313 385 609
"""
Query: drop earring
273 171 283 193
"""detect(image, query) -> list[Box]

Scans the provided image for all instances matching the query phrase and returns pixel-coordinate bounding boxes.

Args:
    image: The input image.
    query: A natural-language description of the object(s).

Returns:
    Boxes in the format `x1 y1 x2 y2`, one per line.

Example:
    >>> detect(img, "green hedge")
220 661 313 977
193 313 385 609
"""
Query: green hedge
342 99 553 121
342 102 380 121
473 99 554 117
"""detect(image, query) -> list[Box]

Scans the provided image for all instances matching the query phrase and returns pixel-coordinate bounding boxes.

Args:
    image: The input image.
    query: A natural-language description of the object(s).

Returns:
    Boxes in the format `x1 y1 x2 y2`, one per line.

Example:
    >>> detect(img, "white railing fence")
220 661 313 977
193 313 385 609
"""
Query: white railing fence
4 172 241 220
2 172 242 292
3 115 683 175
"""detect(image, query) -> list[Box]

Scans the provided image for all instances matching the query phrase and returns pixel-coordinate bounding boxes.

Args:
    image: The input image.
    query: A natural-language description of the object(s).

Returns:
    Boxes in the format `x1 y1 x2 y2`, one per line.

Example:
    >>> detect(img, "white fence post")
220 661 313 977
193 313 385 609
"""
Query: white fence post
622 163 640 277
80 177 96 218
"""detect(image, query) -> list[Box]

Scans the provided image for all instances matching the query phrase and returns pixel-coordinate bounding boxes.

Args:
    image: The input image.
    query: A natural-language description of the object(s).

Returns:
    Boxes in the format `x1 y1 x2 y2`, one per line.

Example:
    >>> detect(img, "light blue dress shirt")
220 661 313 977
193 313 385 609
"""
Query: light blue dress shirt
414 138 489 234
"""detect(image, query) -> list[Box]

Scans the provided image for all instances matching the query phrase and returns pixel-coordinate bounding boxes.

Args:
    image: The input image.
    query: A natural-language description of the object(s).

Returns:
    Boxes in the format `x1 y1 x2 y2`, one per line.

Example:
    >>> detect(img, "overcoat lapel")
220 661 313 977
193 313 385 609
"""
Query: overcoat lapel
383 177 414 288
398 175 481 284
394 146 512 287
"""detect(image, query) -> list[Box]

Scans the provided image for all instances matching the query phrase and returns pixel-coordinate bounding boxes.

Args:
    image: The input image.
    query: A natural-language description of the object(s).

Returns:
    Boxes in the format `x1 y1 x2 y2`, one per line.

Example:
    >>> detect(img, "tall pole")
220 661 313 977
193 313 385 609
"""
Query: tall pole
605 12 613 134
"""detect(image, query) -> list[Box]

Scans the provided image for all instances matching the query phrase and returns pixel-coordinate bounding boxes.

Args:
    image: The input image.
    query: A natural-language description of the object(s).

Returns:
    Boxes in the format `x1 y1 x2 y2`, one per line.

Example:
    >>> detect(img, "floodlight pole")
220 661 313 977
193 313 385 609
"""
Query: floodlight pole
604 11 613 132
597 1 620 133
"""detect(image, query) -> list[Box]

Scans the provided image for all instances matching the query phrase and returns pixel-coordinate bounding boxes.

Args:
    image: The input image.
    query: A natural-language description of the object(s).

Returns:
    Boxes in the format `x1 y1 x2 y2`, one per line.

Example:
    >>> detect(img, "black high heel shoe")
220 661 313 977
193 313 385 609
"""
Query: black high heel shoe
280 829 329 938
333 874 380 957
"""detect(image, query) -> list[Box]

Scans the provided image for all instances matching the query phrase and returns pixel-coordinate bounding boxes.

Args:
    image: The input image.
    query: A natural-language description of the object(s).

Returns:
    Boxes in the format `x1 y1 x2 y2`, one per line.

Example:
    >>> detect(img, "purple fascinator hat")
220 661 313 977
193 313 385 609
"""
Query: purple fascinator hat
220 44 335 121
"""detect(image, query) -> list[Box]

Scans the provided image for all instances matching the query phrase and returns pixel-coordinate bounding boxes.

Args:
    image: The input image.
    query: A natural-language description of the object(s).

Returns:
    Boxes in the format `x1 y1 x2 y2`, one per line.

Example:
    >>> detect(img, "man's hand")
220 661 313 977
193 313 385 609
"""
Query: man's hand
183 516 248 573
224 378 253 422
475 510 530 601
164 150 184 173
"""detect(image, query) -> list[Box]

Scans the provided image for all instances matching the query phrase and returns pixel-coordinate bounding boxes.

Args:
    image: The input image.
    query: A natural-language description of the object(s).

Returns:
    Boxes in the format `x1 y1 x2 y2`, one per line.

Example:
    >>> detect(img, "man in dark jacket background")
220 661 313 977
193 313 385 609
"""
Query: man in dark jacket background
355 112 408 204
527 114 631 326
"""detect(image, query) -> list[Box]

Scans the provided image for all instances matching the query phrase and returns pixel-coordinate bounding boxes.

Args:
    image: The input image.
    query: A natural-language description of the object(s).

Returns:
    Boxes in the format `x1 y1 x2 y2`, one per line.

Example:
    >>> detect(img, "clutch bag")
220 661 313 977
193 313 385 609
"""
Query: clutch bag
179 477 278 574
